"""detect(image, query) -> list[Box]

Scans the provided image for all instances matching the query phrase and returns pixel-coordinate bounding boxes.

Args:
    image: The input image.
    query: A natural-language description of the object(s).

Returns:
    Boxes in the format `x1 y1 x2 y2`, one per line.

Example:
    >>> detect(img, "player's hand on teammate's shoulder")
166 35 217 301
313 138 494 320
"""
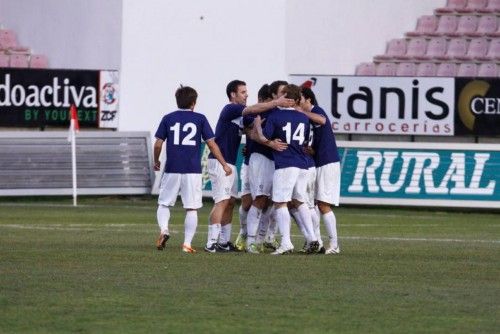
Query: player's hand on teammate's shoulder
154 161 161 171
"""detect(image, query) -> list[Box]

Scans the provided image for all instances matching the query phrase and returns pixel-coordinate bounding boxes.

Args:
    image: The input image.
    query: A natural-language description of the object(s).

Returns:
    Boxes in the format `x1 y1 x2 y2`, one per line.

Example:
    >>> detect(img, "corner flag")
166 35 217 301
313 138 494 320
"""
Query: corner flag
68 105 79 206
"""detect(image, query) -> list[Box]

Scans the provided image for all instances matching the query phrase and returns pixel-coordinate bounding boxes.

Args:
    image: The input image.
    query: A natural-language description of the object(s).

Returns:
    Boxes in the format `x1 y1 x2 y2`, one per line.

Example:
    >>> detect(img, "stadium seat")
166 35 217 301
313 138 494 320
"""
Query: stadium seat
375 62 397 76
457 62 478 76
401 38 428 60
421 37 448 60
29 54 49 68
416 62 438 76
435 0 467 13
459 37 488 60
471 15 498 37
9 54 29 68
453 15 479 37
406 15 439 37
396 62 417 76
355 62 377 75
436 62 458 76
478 38 500 60
458 0 488 13
487 21 500 38
478 0 500 13
441 38 468 60
477 62 498 76
0 53 10 67
431 15 459 37
374 38 407 61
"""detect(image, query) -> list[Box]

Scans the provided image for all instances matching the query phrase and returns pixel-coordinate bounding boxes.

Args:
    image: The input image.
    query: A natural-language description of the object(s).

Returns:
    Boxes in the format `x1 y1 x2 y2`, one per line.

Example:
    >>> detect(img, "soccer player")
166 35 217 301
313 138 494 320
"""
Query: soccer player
252 84 320 255
300 87 341 254
154 86 231 253
234 83 273 251
205 80 291 253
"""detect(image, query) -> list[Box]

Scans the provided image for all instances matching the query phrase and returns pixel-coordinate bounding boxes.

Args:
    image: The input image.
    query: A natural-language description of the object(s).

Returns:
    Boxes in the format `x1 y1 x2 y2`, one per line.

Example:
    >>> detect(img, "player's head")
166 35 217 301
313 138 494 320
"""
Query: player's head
175 86 198 109
300 87 318 107
226 80 248 105
257 84 272 103
282 84 301 105
269 80 288 99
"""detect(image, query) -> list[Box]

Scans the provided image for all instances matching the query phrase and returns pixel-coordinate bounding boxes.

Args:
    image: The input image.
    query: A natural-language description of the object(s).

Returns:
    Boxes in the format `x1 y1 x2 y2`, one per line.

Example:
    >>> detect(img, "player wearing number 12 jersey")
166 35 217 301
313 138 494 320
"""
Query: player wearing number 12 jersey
153 86 231 253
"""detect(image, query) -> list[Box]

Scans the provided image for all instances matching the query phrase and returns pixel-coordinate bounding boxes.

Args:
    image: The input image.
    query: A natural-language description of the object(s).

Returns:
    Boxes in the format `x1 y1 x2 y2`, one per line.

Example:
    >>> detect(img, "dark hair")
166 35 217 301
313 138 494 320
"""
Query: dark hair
269 80 288 96
257 84 271 102
226 80 246 100
282 84 301 103
175 86 198 109
301 87 318 106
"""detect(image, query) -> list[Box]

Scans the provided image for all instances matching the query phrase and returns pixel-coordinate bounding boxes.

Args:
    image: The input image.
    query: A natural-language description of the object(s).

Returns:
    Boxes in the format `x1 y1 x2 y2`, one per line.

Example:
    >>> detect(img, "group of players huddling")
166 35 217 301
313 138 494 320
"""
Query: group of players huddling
153 80 341 255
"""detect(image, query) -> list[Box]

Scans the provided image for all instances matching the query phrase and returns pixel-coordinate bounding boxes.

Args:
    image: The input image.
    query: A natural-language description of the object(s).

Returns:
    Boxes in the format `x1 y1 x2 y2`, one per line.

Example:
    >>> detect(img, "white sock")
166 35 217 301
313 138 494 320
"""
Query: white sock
157 205 170 235
265 207 277 242
297 203 316 243
183 210 198 247
238 205 248 236
206 223 221 247
311 207 322 245
256 208 271 244
275 207 292 248
220 223 232 244
290 207 308 240
323 211 338 249
246 205 262 246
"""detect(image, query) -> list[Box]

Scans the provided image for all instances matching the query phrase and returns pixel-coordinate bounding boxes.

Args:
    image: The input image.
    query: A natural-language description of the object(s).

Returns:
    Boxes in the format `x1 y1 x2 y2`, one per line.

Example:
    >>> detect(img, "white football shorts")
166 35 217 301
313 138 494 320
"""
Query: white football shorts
240 163 251 197
272 167 308 203
207 158 237 203
315 161 341 206
158 172 202 209
248 153 274 198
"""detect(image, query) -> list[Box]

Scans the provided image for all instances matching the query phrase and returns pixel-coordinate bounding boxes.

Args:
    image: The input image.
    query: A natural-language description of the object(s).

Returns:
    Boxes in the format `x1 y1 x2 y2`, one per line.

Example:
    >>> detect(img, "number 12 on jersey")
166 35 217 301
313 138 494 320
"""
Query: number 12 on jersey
170 122 196 146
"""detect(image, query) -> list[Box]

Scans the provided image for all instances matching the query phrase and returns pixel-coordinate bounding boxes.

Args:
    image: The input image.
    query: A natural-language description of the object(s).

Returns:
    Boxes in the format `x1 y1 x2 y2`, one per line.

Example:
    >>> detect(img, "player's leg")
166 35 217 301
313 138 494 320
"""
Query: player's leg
179 173 203 253
219 196 237 251
156 173 181 250
292 168 319 253
316 162 341 254
235 163 251 250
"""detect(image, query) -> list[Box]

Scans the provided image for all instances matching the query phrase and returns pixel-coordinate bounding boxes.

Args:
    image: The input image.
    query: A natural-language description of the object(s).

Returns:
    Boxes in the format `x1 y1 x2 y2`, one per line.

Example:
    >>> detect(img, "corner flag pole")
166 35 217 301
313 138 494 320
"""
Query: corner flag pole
68 105 79 207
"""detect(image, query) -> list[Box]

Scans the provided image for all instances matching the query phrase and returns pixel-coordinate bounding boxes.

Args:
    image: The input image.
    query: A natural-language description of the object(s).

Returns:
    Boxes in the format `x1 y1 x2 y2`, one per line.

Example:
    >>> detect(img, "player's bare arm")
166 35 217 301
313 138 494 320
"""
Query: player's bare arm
242 95 294 116
153 138 164 171
296 109 326 125
250 115 287 152
206 138 232 176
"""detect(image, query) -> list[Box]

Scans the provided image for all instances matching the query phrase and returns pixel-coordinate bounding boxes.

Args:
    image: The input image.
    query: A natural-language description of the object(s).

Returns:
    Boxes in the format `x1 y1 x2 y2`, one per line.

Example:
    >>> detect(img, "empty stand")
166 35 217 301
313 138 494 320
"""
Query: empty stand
472 15 498 37
396 62 417 76
478 0 500 13
437 62 458 76
441 38 468 60
355 62 376 75
436 0 467 14
406 15 439 37
421 37 448 60
458 0 488 13
376 62 397 76
431 15 459 36
477 62 498 76
457 62 478 76
416 63 438 76
479 38 500 60
29 54 49 69
454 15 479 36
0 53 10 67
9 54 29 68
460 37 489 60
374 39 407 61
401 38 428 59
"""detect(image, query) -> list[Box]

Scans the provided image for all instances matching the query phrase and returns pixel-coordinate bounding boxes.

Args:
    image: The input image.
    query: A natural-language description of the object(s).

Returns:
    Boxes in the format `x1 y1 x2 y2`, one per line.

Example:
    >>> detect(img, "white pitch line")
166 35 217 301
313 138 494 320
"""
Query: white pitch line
1 224 499 244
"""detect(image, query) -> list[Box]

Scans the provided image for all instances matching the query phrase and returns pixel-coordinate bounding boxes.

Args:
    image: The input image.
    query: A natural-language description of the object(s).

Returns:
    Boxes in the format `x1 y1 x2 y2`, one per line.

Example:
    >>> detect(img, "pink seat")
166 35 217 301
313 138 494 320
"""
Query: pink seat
487 19 500 37
478 0 500 13
459 38 488 60
396 63 417 76
421 37 448 60
437 63 458 76
401 38 428 59
375 62 397 76
416 63 438 76
478 38 500 60
9 54 29 68
440 38 467 60
29 54 49 69
355 62 376 75
470 15 498 37
457 63 478 76
436 0 467 13
457 0 488 13
431 15 459 36
0 29 18 49
0 53 10 67
406 15 439 37
477 62 498 76
374 39 407 61
453 15 479 37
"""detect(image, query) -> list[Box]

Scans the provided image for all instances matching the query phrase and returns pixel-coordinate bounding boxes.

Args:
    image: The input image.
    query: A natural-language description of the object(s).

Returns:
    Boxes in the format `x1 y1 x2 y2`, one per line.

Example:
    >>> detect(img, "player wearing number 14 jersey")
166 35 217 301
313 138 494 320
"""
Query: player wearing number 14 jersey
153 86 231 253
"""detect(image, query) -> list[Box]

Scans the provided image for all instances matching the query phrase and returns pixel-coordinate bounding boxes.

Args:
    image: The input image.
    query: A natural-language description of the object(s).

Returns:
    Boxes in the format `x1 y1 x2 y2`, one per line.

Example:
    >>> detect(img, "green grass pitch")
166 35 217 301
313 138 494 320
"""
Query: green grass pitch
0 196 499 333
